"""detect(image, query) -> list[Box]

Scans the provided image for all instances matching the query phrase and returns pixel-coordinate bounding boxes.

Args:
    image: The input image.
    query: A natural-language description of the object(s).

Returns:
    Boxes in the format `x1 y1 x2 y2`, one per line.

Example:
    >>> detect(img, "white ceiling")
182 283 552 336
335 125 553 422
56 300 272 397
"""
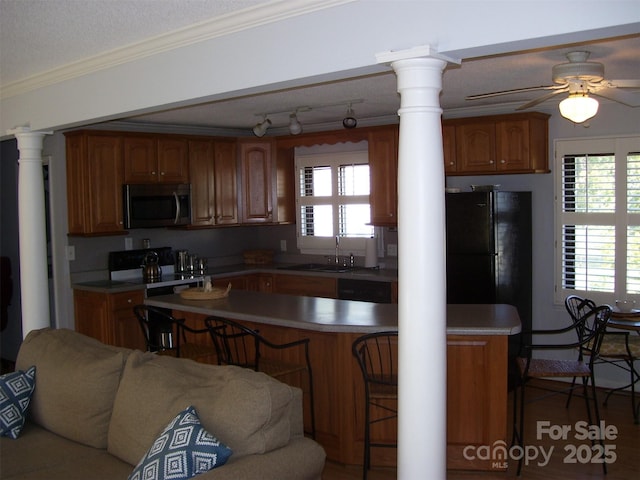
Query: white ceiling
1 0 639 134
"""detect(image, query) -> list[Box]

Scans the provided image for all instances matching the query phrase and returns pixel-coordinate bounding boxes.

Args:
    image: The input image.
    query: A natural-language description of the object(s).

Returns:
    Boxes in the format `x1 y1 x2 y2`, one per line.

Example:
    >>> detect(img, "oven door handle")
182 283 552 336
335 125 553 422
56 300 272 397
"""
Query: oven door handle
173 191 180 224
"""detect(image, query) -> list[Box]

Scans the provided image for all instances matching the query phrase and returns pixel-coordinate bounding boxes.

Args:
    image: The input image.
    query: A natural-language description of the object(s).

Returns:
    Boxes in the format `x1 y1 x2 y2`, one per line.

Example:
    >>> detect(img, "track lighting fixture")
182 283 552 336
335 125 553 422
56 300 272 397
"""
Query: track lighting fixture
251 99 362 136
288 112 303 135
342 103 357 129
252 117 271 137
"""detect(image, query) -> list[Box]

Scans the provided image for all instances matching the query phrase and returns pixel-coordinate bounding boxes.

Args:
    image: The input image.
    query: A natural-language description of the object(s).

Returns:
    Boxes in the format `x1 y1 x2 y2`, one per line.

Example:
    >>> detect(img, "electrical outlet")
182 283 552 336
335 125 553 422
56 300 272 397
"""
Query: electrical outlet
388 244 398 257
124 237 133 250
65 245 76 261
280 240 287 252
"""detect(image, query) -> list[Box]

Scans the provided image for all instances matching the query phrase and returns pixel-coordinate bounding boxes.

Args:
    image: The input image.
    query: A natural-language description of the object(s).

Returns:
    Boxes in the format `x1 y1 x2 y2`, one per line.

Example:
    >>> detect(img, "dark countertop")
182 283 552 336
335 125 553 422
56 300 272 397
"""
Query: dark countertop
144 291 522 335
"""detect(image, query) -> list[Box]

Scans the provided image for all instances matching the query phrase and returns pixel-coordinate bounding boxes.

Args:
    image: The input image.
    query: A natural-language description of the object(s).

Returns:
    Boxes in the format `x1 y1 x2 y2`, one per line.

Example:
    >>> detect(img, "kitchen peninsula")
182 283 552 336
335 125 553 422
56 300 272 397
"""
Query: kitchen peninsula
145 291 520 470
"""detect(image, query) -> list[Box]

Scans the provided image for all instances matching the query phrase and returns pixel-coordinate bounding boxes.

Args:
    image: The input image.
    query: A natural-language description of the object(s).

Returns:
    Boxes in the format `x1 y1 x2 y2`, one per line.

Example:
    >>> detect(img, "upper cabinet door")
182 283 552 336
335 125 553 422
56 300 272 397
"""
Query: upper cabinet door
157 138 189 183
66 131 124 235
214 140 239 225
239 140 273 223
188 139 216 226
442 124 457 174
495 119 530 172
123 135 157 183
369 126 398 226
456 122 496 173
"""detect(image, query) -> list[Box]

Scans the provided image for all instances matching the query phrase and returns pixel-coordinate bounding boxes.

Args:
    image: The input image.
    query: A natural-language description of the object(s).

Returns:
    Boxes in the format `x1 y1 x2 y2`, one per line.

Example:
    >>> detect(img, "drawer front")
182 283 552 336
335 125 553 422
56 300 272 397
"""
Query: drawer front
111 290 144 310
273 274 337 298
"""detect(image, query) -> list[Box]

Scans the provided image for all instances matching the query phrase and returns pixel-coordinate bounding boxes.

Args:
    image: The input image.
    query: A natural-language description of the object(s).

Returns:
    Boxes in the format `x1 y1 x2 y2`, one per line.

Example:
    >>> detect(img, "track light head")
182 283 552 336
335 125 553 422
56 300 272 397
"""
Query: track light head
252 118 271 137
288 112 303 135
342 104 357 129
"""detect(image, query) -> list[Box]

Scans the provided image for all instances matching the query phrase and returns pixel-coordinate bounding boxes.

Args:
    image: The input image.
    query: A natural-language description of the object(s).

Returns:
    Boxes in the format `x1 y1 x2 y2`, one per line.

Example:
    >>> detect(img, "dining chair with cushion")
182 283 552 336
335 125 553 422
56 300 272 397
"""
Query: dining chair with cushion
512 304 612 476
204 315 316 438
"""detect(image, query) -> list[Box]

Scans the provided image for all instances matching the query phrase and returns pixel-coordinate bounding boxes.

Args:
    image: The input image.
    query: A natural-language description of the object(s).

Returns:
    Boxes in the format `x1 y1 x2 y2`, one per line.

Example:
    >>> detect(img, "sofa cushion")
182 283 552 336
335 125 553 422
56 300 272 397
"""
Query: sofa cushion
0 366 36 439
15 328 127 448
128 405 232 480
108 351 293 466
0 423 134 480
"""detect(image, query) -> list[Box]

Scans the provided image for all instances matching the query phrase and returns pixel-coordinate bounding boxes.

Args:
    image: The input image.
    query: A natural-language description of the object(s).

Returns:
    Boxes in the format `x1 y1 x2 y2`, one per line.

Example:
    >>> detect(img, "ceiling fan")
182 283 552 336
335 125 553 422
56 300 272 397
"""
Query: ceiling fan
466 51 640 123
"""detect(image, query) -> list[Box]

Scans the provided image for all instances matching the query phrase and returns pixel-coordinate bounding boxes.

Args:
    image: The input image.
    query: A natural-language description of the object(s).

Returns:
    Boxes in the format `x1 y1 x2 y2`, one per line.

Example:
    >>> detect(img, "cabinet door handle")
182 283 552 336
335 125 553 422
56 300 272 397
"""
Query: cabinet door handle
500 159 506 164
160 171 165 176
489 160 494 164
151 171 157 175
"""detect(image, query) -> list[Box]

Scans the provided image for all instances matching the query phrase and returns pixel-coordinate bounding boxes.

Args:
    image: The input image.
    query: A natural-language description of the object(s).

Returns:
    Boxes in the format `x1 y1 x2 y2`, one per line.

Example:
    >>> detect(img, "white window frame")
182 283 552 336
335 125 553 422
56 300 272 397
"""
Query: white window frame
295 150 375 255
554 134 640 306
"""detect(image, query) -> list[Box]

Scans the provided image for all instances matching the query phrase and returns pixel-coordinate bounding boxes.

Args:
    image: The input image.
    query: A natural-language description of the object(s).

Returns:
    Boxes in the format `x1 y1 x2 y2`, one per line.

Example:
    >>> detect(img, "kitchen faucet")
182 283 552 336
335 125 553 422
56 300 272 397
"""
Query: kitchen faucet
335 235 340 265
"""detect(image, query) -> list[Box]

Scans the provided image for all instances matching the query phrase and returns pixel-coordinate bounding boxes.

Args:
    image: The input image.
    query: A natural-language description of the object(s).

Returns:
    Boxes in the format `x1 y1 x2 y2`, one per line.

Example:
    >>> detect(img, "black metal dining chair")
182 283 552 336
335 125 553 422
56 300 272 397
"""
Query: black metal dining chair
133 305 217 362
352 331 398 480
204 316 316 438
565 295 640 423
512 305 612 476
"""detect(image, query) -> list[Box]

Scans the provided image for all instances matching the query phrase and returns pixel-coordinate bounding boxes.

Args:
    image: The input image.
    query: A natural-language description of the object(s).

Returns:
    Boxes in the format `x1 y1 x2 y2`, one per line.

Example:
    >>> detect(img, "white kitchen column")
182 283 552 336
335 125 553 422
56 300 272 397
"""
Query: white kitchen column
377 46 459 479
9 127 52 337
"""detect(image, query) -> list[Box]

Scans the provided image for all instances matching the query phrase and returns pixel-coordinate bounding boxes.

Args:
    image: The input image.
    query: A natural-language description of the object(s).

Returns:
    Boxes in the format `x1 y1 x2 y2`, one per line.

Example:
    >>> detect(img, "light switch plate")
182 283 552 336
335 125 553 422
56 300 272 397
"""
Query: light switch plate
65 245 76 261
388 244 398 256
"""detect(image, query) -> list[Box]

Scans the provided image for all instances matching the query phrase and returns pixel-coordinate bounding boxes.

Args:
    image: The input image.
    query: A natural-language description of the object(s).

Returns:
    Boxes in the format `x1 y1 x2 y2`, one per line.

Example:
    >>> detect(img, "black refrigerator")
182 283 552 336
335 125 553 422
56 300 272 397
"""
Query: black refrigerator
445 191 532 386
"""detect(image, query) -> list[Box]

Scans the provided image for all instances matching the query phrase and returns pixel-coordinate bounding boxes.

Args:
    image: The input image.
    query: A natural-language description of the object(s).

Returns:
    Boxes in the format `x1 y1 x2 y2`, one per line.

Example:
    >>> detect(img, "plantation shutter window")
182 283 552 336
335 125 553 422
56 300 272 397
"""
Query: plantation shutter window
555 136 640 305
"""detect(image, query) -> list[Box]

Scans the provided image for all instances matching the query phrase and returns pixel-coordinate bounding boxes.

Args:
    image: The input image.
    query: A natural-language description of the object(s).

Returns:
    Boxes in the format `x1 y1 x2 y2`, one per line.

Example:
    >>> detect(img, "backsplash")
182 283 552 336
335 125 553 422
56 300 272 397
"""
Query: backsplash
68 223 399 280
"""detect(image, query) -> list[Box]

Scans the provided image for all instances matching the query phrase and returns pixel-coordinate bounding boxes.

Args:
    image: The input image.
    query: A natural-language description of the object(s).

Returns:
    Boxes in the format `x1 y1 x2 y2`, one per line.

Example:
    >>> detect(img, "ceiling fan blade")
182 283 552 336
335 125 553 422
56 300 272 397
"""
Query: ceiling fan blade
516 88 569 110
466 85 562 100
592 86 640 107
607 79 640 88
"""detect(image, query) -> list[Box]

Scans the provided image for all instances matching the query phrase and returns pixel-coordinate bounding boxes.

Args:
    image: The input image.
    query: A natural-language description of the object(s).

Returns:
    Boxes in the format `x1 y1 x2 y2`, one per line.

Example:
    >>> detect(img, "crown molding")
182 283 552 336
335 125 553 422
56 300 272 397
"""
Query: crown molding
0 0 354 100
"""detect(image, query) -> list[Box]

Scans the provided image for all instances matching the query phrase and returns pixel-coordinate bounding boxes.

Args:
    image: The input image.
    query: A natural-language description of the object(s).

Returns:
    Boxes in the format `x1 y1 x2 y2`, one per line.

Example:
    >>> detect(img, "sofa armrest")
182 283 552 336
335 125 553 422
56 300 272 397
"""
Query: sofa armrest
197 437 325 480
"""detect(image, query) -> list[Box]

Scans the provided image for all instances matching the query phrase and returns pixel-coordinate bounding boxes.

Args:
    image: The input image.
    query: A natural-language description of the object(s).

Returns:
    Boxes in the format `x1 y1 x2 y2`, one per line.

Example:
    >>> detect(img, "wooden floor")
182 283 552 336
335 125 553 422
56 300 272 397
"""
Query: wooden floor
322 379 639 479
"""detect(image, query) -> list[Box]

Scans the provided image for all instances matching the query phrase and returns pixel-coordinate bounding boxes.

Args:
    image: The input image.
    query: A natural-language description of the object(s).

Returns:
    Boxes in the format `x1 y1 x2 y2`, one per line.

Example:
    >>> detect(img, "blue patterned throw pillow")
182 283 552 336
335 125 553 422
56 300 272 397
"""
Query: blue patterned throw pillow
0 366 36 439
128 406 232 480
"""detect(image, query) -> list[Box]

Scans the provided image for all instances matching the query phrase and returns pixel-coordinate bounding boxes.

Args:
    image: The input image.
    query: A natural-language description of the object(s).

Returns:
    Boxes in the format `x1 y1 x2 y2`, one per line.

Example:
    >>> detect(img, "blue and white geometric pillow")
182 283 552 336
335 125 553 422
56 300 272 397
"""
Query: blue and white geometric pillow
0 366 36 439
128 405 232 480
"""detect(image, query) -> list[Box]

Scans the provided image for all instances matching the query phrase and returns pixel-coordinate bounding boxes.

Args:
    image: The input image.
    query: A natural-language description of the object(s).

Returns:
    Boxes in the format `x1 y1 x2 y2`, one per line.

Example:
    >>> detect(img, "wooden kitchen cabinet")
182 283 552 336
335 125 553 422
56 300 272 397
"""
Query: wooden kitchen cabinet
368 126 398 226
447 335 508 470
445 112 549 175
214 139 239 225
157 138 189 182
443 123 457 174
212 275 248 291
74 289 145 350
246 273 273 292
65 131 125 235
188 138 238 226
238 140 274 223
273 274 337 298
124 134 189 184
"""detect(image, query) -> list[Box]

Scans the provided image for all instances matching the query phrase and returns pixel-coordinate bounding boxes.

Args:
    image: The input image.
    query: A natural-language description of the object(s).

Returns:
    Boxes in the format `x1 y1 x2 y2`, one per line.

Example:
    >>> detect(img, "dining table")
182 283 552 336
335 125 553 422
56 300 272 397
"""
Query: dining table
605 309 640 424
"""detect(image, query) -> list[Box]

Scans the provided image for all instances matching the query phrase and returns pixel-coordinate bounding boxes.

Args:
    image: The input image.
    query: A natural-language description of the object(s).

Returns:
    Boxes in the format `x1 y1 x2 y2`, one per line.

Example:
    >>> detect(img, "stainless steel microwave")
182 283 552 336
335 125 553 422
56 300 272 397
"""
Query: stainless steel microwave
123 184 191 229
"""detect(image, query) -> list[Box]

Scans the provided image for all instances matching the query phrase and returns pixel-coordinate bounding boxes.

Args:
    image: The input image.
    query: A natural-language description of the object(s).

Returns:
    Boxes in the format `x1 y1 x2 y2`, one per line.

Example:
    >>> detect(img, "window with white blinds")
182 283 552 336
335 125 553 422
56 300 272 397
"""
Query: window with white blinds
295 151 374 254
555 135 640 305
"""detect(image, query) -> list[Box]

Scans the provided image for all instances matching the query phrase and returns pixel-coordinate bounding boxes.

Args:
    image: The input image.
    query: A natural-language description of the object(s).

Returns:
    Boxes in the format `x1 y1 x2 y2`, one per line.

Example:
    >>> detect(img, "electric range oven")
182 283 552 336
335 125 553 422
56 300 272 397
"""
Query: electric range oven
109 247 204 350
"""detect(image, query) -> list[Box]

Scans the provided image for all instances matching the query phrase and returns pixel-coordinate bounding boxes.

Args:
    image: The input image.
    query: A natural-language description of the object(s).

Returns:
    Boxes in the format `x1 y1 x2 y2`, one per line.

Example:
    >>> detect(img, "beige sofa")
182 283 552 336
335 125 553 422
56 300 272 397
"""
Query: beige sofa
0 328 325 479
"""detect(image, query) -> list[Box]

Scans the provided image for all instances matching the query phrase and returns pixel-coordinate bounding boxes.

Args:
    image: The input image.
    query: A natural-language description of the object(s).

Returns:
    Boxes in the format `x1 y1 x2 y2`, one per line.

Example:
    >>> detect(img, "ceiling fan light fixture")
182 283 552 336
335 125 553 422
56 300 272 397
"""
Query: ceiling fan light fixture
252 118 271 137
288 112 303 135
559 94 599 124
